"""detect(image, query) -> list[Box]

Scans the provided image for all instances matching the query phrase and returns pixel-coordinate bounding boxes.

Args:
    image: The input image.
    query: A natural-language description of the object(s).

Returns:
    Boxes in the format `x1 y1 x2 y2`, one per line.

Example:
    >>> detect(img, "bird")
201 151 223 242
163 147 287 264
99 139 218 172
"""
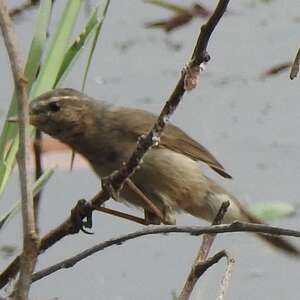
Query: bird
29 88 299 256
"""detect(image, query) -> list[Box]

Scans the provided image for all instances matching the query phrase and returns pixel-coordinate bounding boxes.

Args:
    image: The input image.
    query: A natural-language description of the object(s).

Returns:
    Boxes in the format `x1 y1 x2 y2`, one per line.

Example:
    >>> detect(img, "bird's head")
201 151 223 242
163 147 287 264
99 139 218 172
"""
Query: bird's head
29 88 95 142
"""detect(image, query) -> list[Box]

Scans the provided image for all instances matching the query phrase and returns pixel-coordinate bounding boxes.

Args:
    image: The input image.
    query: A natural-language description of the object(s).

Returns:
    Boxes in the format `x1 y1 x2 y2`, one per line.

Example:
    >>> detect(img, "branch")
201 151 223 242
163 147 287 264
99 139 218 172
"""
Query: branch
195 201 230 262
0 0 230 289
0 1 37 299
290 47 300 80
29 222 300 283
179 250 229 295
33 129 43 228
178 201 230 300
102 0 230 196
217 253 234 300
9 0 42 18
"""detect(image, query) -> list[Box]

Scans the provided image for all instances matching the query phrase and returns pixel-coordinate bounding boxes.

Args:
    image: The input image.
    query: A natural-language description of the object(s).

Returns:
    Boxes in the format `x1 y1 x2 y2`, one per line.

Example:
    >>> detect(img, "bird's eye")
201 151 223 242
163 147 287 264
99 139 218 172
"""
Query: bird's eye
48 101 61 113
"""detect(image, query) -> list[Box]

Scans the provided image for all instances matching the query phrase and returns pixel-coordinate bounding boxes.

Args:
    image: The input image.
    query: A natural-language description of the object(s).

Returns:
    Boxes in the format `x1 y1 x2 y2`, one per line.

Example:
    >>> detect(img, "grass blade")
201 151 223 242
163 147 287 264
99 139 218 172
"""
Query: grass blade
54 9 99 86
0 0 82 197
0 168 54 231
0 0 53 196
81 0 110 91
30 0 82 97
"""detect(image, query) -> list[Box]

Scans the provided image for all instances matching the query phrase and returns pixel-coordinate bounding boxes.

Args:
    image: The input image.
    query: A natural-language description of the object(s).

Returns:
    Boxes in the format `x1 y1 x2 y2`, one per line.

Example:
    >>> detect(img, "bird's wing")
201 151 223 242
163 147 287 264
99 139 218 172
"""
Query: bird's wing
161 124 232 178
117 107 232 179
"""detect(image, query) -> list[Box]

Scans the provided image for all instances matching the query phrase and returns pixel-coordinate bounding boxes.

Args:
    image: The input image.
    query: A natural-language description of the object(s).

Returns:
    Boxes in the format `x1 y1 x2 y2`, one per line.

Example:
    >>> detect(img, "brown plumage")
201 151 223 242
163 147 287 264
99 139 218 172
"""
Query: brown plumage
29 88 300 256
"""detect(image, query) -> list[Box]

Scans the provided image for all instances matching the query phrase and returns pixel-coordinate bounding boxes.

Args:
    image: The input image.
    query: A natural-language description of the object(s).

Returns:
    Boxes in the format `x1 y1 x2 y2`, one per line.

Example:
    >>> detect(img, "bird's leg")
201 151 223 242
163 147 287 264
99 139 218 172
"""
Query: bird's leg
125 179 165 222
94 205 174 226
102 176 165 223
94 206 152 225
144 205 176 225
94 177 166 225
144 210 161 225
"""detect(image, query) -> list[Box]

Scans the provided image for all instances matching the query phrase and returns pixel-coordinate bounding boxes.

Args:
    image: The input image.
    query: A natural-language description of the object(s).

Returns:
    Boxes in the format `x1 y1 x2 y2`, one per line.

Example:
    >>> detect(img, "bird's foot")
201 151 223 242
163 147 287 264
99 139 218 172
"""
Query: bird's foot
70 199 94 235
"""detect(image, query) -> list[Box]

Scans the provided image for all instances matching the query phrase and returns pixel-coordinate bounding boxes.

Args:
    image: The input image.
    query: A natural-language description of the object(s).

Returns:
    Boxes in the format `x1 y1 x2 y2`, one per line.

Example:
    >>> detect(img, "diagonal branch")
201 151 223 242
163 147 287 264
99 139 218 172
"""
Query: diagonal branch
0 0 230 289
290 47 300 80
0 1 38 299
97 0 231 200
195 201 230 262
178 201 230 300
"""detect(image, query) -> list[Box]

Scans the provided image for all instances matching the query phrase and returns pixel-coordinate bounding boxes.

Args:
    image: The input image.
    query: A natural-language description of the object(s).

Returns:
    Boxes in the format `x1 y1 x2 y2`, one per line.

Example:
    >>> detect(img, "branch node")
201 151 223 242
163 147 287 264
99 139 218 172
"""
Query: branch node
102 174 120 199
202 51 210 63
183 64 200 91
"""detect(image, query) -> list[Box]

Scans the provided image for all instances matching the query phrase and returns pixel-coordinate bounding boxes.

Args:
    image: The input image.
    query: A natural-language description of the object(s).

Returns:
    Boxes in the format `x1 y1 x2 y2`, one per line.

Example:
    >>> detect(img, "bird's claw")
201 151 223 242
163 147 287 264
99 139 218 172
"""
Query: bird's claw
80 226 94 235
71 199 94 234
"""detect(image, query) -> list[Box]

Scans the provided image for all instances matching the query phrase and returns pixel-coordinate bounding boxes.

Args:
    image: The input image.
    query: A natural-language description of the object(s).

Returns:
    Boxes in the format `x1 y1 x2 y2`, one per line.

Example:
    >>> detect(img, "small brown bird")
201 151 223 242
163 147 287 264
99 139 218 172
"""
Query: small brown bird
29 88 299 255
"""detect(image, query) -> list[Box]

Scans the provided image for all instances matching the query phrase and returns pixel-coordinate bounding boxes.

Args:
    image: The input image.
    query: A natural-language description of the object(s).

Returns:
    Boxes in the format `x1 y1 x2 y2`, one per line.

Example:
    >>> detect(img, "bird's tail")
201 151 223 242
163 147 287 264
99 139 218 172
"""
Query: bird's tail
238 206 300 257
206 177 300 256
192 178 300 256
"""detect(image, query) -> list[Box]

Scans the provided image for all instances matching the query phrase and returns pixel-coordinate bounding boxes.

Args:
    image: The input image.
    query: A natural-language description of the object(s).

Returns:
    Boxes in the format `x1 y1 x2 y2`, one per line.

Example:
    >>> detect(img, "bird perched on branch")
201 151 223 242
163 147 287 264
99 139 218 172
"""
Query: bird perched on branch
29 88 300 256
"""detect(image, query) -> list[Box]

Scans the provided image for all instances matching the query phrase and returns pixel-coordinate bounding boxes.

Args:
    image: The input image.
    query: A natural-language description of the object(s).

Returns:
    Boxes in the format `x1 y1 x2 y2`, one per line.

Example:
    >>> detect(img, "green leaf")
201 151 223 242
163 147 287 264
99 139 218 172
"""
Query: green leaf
81 0 110 91
250 202 296 221
31 0 82 97
54 8 99 86
32 168 55 195
0 0 110 204
55 0 111 89
0 0 53 196
0 168 54 231
0 204 17 230
0 0 82 198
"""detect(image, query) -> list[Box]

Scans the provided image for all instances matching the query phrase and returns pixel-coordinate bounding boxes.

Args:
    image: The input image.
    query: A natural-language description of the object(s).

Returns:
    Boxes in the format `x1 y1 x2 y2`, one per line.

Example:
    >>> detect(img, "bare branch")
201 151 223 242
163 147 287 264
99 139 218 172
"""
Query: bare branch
0 0 230 289
0 0 38 299
217 253 234 300
29 222 300 283
196 201 230 261
9 0 43 18
33 129 43 229
260 61 292 78
290 48 300 80
100 0 231 199
145 2 211 33
178 201 230 300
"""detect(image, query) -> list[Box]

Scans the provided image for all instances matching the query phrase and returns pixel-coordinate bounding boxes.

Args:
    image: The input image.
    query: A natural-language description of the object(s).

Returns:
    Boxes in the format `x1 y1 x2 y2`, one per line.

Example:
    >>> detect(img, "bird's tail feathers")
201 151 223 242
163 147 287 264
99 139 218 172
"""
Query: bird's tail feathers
238 206 300 257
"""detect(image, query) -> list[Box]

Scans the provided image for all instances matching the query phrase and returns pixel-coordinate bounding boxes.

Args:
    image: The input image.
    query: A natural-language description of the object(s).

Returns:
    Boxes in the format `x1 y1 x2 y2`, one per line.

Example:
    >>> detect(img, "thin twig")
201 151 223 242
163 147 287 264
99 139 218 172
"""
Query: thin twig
195 201 230 262
290 48 300 80
191 250 228 286
178 201 230 300
9 0 44 18
260 61 292 78
217 252 234 300
145 3 211 32
0 1 38 299
125 179 164 221
29 222 300 283
0 0 230 288
33 129 43 229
